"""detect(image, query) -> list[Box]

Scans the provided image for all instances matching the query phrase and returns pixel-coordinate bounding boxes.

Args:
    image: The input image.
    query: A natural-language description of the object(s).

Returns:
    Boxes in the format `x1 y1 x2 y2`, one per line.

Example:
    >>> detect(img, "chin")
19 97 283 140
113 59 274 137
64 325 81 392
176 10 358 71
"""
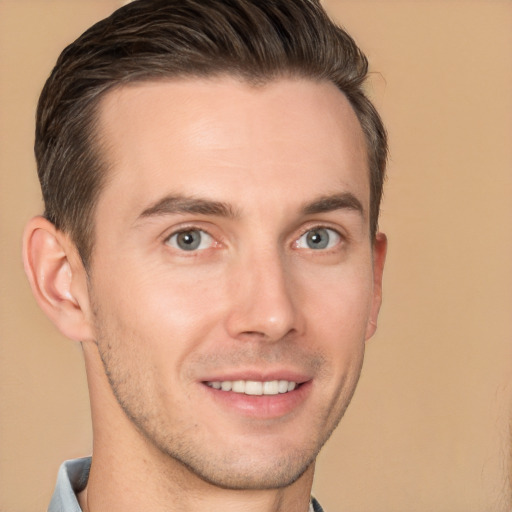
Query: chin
166 446 317 491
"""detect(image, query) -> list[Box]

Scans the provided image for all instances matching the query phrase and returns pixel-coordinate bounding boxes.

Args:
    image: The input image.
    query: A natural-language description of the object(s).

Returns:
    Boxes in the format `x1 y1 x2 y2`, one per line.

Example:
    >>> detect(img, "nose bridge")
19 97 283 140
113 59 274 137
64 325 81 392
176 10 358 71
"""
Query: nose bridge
225 243 301 342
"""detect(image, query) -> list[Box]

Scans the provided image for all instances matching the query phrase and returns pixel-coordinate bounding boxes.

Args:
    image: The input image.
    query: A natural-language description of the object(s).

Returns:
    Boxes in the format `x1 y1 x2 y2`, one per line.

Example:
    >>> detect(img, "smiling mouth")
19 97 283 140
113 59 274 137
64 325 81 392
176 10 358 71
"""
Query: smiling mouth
205 380 297 396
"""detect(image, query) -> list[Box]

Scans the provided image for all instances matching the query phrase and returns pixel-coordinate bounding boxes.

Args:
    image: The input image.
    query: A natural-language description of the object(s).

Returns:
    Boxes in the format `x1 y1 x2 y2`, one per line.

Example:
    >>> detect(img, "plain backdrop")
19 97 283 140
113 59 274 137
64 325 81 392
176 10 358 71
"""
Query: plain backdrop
1 1 511 511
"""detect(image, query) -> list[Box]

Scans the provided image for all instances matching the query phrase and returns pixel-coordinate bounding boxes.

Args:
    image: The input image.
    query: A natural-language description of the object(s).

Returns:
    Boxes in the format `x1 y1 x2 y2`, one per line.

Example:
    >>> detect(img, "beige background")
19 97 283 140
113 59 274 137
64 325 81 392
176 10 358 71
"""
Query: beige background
1 1 511 511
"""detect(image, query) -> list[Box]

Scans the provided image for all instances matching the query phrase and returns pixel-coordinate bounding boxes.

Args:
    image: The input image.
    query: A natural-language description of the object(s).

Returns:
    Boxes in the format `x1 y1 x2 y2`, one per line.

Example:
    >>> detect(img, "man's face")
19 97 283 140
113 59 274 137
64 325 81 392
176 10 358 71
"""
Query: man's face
85 77 385 489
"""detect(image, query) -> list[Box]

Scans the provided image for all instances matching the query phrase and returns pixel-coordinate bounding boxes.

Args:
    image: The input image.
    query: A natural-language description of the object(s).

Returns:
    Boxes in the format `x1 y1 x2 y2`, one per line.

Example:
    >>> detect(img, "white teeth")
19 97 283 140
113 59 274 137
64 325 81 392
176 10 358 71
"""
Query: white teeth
232 380 245 393
263 381 279 395
245 381 263 395
206 379 298 396
221 381 232 391
278 380 289 393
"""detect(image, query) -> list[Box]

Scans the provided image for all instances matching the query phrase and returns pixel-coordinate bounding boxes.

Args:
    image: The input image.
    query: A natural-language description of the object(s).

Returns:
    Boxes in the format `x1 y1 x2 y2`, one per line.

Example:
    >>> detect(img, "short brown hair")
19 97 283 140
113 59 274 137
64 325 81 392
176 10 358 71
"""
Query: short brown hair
35 0 387 268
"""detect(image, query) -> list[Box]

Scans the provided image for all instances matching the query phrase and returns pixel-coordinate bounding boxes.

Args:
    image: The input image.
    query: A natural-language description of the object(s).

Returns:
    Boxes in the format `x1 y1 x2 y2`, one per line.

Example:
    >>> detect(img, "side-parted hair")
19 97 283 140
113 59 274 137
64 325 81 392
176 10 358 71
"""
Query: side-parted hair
35 0 387 268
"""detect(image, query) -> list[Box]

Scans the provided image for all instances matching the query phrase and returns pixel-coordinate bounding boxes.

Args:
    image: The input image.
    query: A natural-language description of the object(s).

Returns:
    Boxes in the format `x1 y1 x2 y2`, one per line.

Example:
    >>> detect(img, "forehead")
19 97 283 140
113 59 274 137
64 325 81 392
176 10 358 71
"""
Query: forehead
94 77 369 223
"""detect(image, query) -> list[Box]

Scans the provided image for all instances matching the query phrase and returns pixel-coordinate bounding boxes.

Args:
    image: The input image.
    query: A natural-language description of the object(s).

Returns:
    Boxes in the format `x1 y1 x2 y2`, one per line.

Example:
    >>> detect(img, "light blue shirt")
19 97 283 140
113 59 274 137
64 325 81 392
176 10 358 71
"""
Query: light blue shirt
48 458 91 512
48 457 325 512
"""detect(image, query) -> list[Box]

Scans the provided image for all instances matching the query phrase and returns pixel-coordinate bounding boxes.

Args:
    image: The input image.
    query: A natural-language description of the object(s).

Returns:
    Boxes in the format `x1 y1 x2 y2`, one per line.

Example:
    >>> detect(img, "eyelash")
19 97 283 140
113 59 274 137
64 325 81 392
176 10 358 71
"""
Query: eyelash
163 224 345 254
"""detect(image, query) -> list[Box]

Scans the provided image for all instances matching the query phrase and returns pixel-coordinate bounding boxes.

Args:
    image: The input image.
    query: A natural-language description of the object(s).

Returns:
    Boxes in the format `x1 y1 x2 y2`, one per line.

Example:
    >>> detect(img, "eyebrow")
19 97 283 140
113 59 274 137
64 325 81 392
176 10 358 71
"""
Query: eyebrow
137 195 239 220
301 192 365 218
136 191 364 223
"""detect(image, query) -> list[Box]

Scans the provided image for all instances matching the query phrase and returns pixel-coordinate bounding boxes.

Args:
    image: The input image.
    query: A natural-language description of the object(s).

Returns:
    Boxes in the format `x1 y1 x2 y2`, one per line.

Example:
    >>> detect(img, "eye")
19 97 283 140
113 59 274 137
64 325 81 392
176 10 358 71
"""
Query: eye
296 227 341 250
165 229 214 251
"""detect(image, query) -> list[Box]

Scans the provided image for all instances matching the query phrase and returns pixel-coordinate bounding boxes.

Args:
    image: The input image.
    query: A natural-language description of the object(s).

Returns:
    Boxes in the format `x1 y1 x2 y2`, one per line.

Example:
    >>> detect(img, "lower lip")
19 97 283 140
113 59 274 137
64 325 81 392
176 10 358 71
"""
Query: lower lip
201 381 312 419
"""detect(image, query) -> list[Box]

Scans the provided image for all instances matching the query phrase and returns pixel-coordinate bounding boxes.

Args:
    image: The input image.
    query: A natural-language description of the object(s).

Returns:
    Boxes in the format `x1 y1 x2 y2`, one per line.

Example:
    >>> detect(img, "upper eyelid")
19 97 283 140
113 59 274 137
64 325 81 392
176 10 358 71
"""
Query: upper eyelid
167 226 208 237
295 223 346 240
161 223 218 242
299 225 340 235
166 227 211 238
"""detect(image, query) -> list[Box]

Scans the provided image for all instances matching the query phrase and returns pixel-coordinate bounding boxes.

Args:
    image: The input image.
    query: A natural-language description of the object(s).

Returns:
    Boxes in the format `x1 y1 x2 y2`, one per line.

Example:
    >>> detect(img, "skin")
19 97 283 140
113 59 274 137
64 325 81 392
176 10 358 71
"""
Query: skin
23 77 386 512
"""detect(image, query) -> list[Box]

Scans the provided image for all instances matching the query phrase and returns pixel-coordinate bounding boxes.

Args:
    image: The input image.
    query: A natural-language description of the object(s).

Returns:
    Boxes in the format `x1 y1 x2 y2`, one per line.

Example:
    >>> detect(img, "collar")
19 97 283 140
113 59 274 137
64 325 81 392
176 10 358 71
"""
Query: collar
48 457 91 512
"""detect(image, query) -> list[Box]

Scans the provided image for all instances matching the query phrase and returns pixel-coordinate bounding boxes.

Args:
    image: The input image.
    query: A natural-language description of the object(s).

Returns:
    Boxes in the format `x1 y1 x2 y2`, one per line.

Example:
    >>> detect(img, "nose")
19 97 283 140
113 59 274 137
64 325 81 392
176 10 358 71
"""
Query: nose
224 249 303 343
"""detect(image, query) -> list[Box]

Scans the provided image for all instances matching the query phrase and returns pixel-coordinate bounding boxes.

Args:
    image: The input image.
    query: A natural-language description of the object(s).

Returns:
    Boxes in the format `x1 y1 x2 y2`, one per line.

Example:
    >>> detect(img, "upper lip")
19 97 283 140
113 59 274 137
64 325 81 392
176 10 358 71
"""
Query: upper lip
199 369 311 384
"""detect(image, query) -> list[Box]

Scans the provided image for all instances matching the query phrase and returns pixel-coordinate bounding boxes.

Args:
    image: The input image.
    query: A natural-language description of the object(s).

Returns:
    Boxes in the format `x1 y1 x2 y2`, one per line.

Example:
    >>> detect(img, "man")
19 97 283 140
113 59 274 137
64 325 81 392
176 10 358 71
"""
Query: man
22 0 387 510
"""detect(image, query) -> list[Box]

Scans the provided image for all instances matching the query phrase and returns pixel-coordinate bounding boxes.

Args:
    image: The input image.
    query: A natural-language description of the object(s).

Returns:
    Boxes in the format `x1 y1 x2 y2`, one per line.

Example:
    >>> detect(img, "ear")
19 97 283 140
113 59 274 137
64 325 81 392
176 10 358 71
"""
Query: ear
22 216 94 343
365 232 387 340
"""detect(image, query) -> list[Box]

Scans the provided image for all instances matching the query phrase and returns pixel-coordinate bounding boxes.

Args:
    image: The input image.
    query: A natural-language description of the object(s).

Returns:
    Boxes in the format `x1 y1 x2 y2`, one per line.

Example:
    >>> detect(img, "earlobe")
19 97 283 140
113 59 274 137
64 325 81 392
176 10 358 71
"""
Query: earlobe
365 232 387 340
22 216 94 342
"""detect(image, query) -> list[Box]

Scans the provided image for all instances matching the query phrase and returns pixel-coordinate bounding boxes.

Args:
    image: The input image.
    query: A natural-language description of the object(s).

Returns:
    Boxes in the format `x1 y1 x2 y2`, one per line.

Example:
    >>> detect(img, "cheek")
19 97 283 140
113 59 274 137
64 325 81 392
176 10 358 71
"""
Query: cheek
297 263 374 341
90 262 229 359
